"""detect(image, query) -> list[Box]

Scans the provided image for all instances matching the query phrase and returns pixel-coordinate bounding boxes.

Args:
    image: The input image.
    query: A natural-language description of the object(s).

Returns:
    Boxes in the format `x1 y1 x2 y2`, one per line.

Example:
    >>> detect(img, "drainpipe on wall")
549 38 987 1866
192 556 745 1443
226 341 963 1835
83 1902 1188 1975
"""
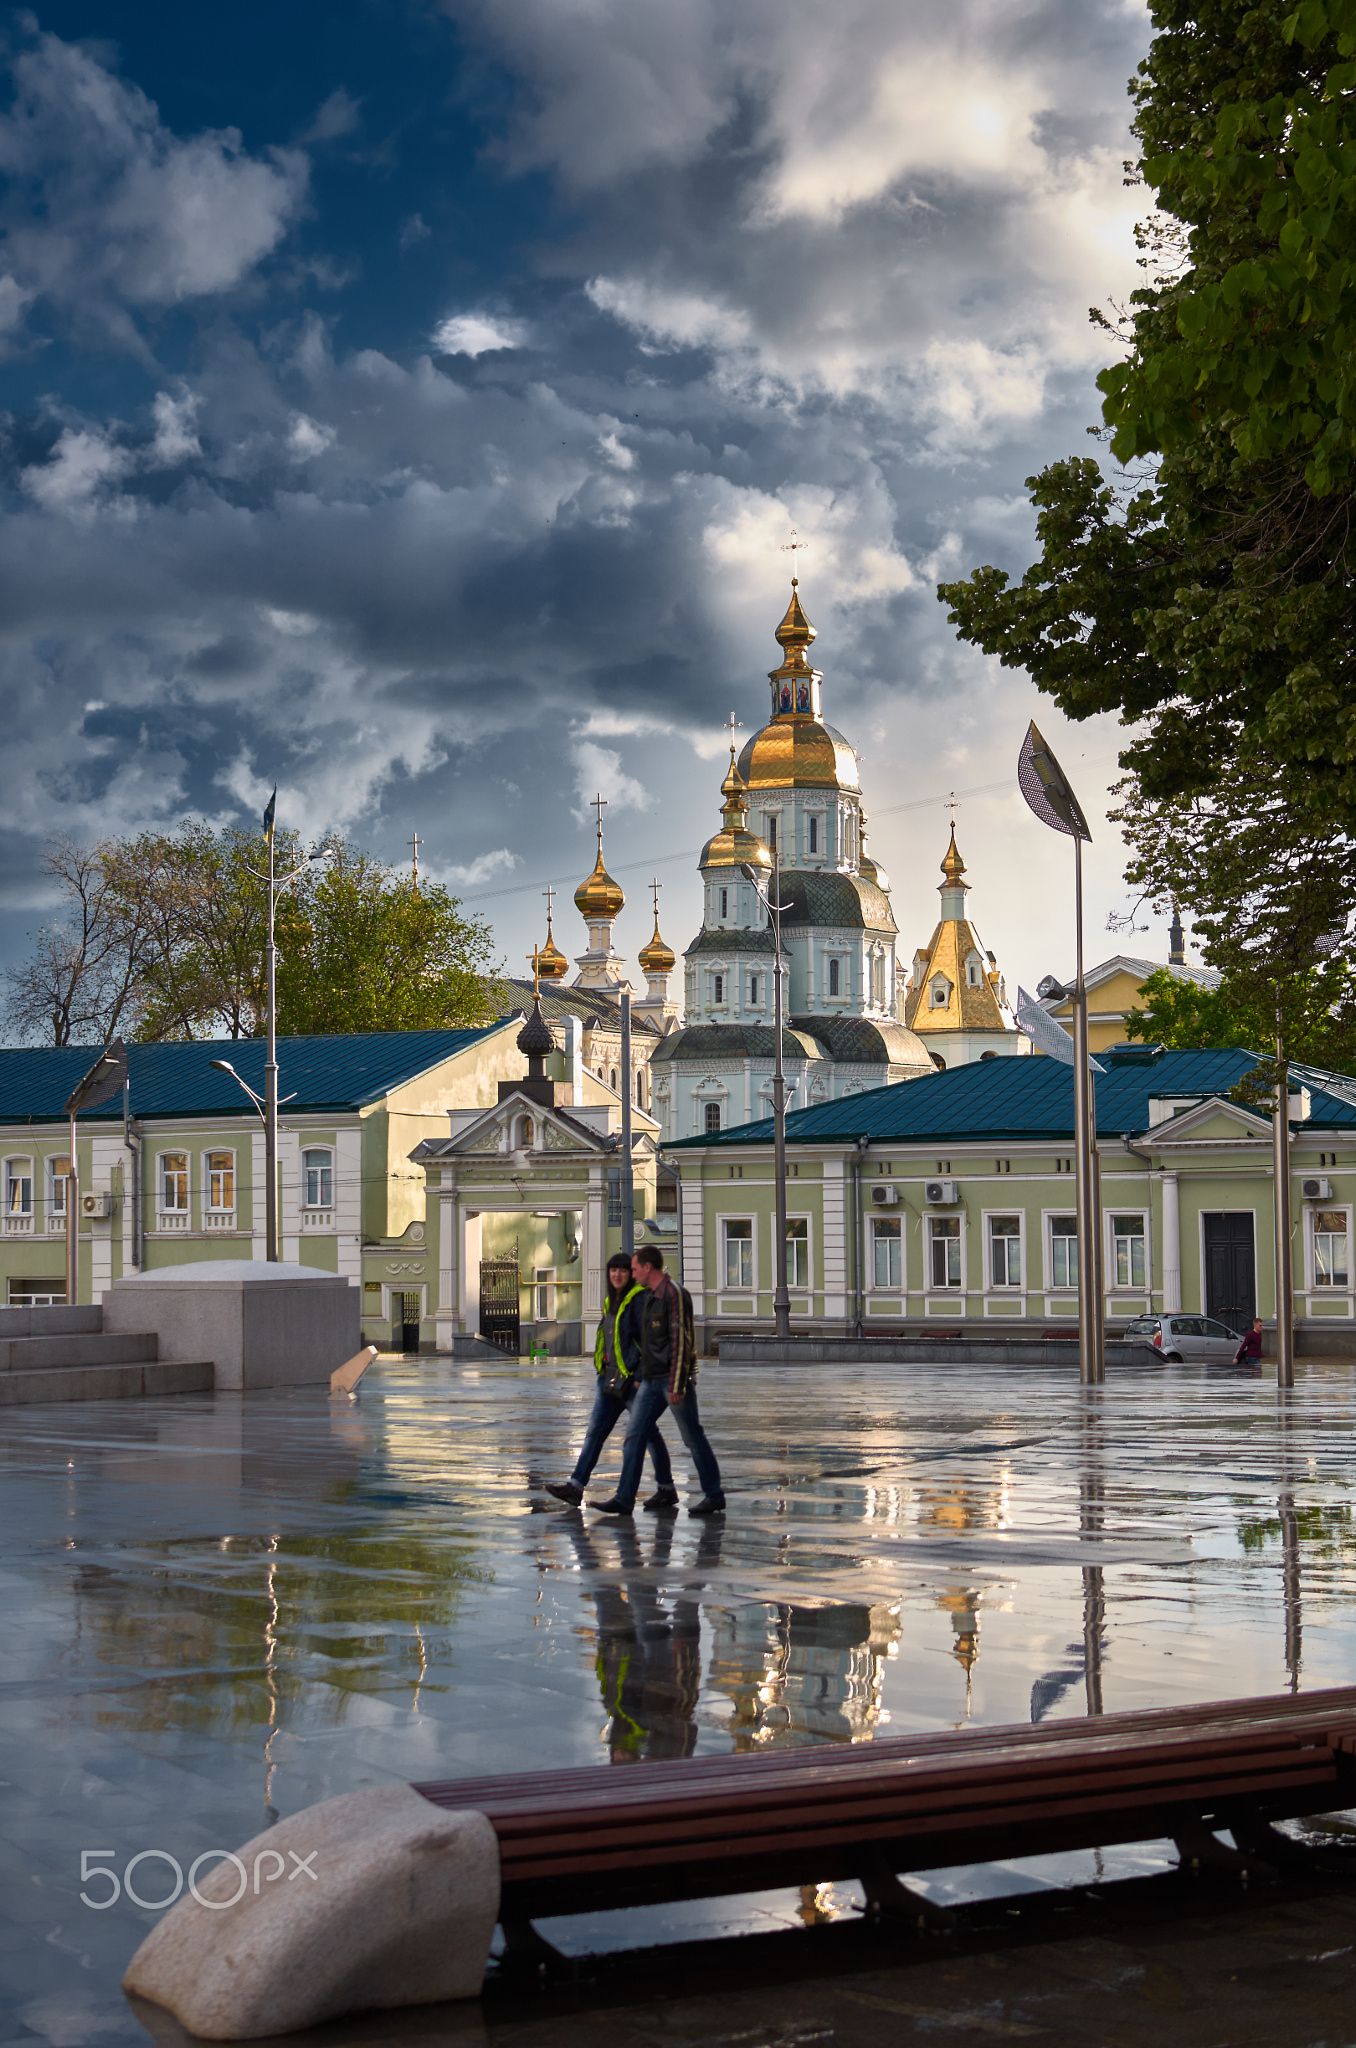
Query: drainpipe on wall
123 1080 141 1270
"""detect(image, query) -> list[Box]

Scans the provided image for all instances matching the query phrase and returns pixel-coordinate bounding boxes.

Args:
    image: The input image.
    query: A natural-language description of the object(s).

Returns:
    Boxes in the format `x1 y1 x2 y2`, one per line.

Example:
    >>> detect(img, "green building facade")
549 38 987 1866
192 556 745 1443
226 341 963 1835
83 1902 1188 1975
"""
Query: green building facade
665 1047 1356 1342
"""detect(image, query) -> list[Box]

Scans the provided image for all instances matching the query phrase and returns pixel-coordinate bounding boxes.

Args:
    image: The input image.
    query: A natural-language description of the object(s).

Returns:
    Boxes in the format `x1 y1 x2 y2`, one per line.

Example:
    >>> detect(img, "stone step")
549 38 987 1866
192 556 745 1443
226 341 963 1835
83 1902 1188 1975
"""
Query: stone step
0 1305 103 1338
0 1332 159 1371
0 1358 213 1405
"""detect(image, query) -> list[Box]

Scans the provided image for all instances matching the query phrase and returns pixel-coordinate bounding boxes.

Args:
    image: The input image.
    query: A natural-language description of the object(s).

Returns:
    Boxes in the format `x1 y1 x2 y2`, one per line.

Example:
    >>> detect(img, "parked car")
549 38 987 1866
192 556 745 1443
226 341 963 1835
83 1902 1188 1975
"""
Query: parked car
1123 1313 1243 1363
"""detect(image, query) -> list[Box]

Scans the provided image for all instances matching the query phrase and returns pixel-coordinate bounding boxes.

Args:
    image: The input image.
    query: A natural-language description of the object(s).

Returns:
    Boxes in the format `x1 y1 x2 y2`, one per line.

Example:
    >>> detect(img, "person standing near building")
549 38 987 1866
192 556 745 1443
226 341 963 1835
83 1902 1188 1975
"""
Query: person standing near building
1234 1317 1265 1365
544 1252 677 1510
596 1247 725 1519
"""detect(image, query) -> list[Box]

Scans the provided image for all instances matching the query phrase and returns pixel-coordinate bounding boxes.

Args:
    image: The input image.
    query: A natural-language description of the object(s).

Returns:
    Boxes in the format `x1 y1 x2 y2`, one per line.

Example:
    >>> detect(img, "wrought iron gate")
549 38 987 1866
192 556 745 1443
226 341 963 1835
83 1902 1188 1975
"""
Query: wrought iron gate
392 1290 422 1353
479 1251 521 1355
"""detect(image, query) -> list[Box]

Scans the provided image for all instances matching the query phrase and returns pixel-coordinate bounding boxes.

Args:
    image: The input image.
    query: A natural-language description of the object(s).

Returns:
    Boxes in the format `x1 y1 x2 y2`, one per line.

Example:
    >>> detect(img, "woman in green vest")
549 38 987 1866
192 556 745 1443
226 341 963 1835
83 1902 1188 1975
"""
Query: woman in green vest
544 1253 677 1510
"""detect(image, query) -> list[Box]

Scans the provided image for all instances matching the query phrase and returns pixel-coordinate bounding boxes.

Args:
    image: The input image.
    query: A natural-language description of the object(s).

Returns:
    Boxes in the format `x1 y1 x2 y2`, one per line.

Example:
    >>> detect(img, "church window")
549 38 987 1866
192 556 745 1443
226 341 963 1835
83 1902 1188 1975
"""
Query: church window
931 979 949 1008
872 951 885 1008
719 887 728 919
704 1102 722 1134
828 958 841 998
515 1116 535 1150
750 974 759 1005
766 814 777 851
968 959 981 986
808 816 818 854
713 973 725 1006
635 1071 644 1106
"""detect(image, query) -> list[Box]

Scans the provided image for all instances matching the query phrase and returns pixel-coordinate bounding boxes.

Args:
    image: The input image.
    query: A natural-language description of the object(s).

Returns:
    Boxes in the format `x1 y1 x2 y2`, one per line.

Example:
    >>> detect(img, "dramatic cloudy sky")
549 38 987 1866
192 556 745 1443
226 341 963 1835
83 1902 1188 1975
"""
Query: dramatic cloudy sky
0 0 1169 1005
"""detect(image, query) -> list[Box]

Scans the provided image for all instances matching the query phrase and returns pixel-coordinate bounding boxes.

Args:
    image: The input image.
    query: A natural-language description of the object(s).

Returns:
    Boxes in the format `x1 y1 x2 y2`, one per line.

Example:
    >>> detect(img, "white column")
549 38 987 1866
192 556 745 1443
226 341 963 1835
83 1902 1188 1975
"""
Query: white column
581 1176 605 1323
1161 1170 1181 1312
249 1132 267 1258
89 1133 122 1301
680 1169 705 1307
821 1157 848 1317
458 1209 482 1332
279 1129 301 1262
334 1127 362 1282
432 1184 456 1348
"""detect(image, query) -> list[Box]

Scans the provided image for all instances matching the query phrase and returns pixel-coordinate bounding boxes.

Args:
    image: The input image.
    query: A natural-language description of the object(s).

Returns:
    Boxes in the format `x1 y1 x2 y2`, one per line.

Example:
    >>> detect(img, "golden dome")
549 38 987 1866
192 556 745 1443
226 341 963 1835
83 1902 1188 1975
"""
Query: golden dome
574 815 624 920
701 745 773 872
940 824 967 887
774 579 816 658
736 717 860 793
638 918 676 975
533 926 569 982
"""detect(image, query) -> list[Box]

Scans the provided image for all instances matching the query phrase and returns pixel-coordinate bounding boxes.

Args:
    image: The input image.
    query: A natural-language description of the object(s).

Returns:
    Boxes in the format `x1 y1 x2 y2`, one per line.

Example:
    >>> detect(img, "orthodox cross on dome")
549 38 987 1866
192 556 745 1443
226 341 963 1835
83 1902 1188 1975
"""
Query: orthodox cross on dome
591 791 607 844
945 791 959 819
724 710 740 751
650 877 663 920
543 882 557 925
409 831 422 894
531 944 541 999
780 527 809 586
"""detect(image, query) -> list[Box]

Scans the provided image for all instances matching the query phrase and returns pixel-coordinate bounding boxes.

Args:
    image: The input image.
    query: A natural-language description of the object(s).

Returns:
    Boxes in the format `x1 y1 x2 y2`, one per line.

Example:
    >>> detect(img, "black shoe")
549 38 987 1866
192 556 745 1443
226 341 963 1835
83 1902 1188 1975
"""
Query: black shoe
689 1496 726 1517
544 1480 584 1506
643 1487 680 1513
594 1496 634 1517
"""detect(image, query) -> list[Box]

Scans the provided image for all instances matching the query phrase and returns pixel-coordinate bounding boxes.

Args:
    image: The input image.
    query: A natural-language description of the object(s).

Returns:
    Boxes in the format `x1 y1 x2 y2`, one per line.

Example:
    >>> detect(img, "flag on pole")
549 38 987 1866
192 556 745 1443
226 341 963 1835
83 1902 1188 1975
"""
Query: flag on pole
1015 987 1105 1073
262 788 277 842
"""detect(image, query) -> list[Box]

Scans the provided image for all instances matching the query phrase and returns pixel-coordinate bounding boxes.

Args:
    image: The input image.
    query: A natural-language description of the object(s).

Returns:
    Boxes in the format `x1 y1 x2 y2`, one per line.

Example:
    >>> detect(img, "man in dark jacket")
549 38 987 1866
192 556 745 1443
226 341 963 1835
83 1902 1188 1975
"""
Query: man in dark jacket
595 1247 725 1519
544 1252 677 1509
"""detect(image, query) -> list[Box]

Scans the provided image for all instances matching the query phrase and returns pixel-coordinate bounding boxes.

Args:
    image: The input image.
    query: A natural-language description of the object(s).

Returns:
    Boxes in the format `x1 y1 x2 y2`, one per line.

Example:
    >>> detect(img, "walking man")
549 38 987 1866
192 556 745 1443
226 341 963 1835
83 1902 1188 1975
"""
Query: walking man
596 1246 725 1519
544 1252 677 1510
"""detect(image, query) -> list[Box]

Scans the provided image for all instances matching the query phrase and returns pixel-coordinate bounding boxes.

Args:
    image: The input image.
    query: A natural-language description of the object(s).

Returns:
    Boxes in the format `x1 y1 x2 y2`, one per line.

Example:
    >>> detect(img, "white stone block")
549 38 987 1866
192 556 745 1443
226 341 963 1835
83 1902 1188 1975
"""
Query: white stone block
123 1783 499 2039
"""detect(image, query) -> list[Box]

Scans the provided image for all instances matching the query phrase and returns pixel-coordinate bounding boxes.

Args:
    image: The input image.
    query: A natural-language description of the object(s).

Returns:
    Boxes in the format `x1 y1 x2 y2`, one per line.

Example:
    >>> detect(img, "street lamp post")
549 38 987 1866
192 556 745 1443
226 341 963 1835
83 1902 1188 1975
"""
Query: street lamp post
62 1041 127 1307
743 843 793 1343
1018 723 1104 1384
1273 928 1343 1390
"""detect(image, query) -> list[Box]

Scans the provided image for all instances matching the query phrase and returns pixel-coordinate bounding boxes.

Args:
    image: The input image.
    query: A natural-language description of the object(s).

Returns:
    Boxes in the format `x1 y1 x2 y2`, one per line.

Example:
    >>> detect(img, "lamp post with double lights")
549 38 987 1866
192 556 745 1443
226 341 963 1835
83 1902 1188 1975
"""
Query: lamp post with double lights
1018 722 1103 1384
62 1040 128 1306
741 843 794 1344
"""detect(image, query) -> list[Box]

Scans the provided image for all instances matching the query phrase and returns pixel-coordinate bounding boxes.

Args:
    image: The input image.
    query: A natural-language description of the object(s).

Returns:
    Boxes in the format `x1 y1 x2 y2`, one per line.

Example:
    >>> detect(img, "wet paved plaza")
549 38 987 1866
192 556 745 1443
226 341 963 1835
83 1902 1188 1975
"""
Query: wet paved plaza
3 1352 1356 2045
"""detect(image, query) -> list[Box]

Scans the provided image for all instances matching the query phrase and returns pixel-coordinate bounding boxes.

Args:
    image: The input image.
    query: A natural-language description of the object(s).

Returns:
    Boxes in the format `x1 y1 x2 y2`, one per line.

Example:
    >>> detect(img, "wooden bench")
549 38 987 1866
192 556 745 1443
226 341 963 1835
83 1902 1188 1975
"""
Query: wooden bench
415 1687 1356 1954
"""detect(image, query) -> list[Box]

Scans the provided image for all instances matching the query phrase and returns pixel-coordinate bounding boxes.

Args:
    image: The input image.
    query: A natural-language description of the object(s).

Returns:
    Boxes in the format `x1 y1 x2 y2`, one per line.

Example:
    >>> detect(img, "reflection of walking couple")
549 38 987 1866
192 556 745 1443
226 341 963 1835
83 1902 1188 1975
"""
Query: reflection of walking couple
542 1247 725 1518
558 1508 726 1763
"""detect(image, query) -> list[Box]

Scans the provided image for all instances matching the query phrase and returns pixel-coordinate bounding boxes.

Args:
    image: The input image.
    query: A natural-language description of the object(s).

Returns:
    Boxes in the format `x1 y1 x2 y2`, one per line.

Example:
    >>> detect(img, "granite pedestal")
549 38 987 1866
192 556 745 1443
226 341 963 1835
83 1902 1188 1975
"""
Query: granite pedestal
102 1259 360 1390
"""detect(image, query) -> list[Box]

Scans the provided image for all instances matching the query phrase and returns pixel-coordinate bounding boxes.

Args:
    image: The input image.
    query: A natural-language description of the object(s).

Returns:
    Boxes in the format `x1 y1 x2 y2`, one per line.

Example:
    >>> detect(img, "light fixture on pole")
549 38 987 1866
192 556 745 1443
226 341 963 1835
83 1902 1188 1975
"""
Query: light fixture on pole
62 1040 128 1307
1274 925 1345 1391
1018 722 1103 1384
210 1057 297 1258
742 844 794 1344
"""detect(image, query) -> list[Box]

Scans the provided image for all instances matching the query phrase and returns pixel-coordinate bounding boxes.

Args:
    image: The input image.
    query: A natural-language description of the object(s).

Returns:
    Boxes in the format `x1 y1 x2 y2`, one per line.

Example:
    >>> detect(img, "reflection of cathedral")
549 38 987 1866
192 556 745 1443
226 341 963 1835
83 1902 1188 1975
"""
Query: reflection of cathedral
706 1599 902 1747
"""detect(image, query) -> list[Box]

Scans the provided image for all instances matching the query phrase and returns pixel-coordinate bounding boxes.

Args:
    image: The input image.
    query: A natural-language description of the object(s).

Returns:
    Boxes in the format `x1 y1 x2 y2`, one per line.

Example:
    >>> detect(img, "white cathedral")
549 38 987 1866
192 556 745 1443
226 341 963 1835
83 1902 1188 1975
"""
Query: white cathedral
516 581 1028 1142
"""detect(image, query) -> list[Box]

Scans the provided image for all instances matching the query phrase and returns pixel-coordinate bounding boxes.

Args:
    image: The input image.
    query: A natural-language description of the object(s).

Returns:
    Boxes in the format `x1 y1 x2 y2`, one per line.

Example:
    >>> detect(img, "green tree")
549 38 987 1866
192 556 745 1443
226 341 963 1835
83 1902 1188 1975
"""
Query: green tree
1126 965 1356 1072
938 0 1356 943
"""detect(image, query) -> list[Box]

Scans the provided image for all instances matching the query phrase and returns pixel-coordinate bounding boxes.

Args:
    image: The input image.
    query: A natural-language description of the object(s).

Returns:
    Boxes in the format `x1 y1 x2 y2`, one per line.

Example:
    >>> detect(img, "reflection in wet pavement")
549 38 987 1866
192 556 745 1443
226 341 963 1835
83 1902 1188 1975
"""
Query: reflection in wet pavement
2 1353 1355 2043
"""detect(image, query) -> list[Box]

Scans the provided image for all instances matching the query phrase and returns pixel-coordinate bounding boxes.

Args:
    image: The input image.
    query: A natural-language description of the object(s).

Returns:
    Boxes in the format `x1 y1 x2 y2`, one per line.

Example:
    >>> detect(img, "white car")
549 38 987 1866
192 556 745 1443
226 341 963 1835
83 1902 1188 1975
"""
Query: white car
1123 1313 1243 1363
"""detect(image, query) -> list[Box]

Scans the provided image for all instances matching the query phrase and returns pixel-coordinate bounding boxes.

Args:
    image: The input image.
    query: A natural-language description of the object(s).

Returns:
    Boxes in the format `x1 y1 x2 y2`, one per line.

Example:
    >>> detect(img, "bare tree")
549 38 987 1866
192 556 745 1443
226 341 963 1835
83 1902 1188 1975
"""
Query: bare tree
5 841 153 1046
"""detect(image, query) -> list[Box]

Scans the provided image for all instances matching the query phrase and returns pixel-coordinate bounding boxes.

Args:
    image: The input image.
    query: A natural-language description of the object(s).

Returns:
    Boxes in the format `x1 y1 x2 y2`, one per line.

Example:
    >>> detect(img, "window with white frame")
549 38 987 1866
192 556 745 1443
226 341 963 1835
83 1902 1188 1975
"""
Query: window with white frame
786 1217 810 1289
48 1155 71 1219
872 1215 902 1289
712 972 725 1006
750 973 760 1006
302 1147 334 1208
534 1267 556 1318
159 1152 189 1212
1049 1214 1078 1288
704 1101 722 1134
1110 1212 1147 1289
722 1217 753 1289
1312 1208 1350 1288
928 1214 962 1289
828 957 841 998
808 815 819 854
205 1150 235 1212
719 886 728 919
988 1214 1022 1288
766 814 778 852
4 1158 32 1218
931 978 949 1008
8 1278 65 1305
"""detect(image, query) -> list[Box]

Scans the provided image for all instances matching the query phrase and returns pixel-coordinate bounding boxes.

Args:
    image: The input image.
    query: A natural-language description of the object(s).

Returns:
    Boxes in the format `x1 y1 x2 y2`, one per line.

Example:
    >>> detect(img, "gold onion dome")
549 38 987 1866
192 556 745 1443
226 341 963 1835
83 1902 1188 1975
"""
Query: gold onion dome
534 922 569 982
941 824 967 886
774 580 817 660
574 838 625 920
638 916 676 975
736 579 860 792
700 746 773 872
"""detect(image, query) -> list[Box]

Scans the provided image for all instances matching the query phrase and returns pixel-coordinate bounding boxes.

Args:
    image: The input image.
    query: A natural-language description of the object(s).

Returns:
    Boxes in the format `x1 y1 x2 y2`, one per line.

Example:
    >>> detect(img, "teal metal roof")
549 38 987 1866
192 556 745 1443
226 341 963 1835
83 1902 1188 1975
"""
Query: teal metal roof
0 1026 507 1125
665 1047 1356 1150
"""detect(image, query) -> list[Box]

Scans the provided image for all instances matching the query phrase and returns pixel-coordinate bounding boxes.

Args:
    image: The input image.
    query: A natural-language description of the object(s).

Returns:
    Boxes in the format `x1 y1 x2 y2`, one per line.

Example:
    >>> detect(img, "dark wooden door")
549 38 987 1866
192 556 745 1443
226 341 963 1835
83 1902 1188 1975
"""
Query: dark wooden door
1202 1213 1256 1332
394 1291 421 1352
479 1256 521 1354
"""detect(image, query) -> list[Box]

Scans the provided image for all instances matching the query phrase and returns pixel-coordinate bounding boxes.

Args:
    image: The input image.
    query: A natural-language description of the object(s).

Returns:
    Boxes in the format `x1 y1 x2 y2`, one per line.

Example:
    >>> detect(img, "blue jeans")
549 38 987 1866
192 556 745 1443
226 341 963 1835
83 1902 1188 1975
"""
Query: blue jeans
570 1380 673 1491
616 1378 722 1508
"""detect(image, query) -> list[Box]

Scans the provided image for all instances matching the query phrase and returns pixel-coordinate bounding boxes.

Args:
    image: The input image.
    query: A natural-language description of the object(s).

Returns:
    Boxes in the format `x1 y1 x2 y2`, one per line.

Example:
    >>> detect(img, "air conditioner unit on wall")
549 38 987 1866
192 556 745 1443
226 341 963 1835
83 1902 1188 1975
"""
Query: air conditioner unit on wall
1301 1177 1334 1201
80 1191 111 1219
924 1180 960 1206
870 1184 899 1206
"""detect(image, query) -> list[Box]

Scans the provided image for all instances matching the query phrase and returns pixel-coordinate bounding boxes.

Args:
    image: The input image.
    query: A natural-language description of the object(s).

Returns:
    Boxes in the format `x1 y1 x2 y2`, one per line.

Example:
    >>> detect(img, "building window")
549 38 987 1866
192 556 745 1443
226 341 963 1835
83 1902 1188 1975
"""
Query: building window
609 1068 618 1091
931 979 949 1008
828 958 841 998
635 1071 644 1106
607 1168 623 1228
1049 1214 1078 1289
872 1216 902 1289
750 974 760 1006
766 814 777 852
534 1268 556 1318
808 815 818 854
713 973 725 1006
720 886 728 919
8 1279 65 1305
722 1217 753 1288
159 1152 189 1212
786 1217 810 1288
989 1215 1022 1288
205 1151 235 1212
4 1158 33 1218
302 1148 334 1209
928 1215 962 1289
872 950 886 1008
48 1155 71 1218
1313 1209 1350 1288
704 1101 722 1133
1111 1213 1147 1289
